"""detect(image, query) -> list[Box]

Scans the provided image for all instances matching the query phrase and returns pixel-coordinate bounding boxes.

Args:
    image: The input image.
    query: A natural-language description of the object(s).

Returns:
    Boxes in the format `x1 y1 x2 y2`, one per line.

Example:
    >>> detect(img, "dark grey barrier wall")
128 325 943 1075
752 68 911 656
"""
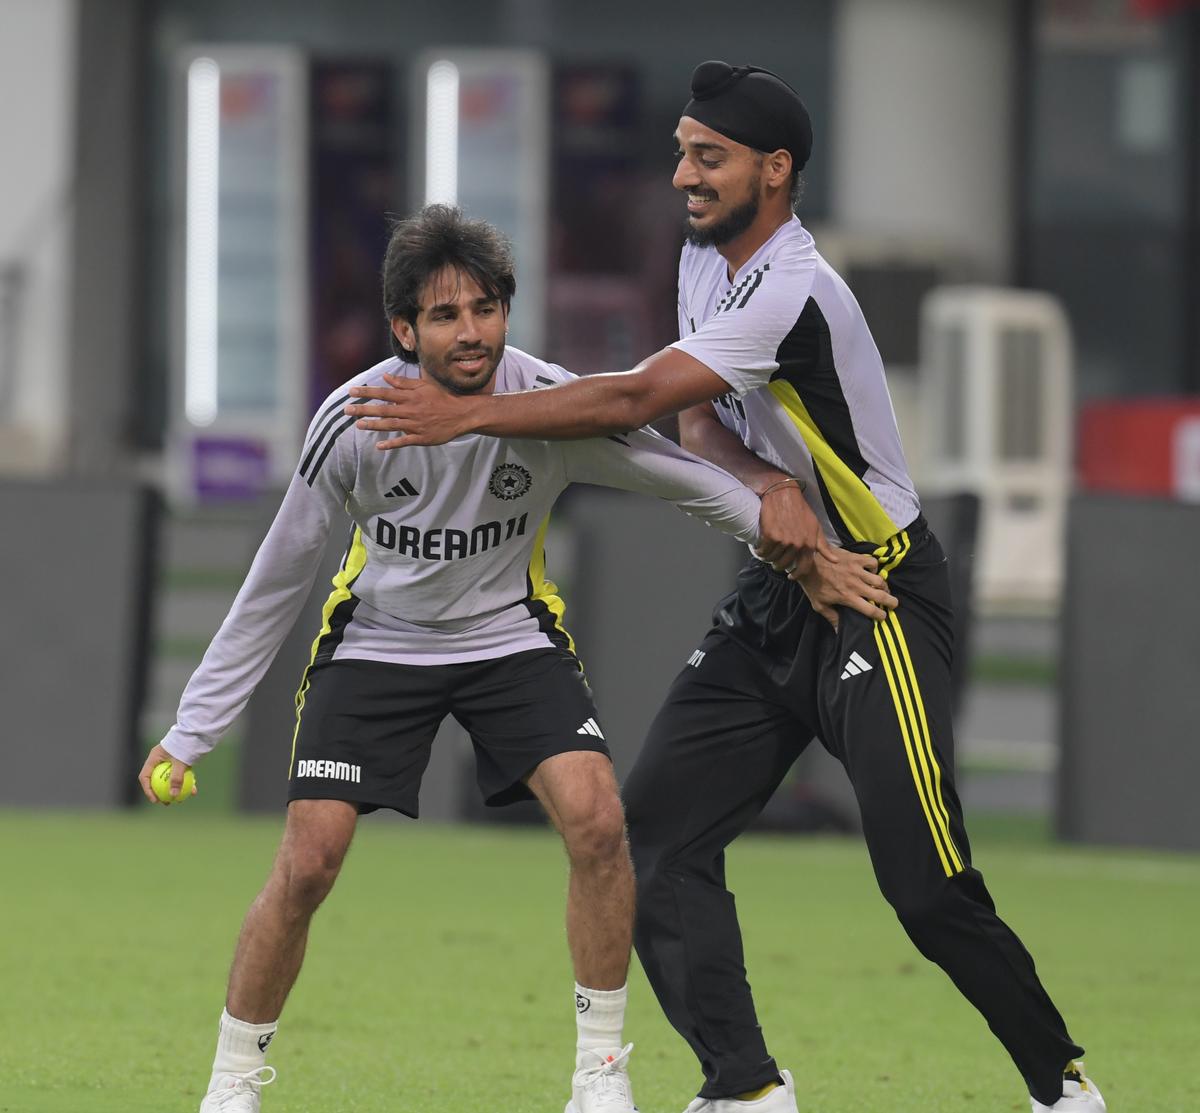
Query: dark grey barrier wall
0 481 159 807
1058 495 1200 851
561 487 746 782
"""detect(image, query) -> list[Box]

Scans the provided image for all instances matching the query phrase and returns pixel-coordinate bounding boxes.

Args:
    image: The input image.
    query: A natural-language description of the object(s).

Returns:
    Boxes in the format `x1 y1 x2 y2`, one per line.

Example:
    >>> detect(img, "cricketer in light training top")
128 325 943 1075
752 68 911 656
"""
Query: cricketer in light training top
674 213 920 547
160 348 762 768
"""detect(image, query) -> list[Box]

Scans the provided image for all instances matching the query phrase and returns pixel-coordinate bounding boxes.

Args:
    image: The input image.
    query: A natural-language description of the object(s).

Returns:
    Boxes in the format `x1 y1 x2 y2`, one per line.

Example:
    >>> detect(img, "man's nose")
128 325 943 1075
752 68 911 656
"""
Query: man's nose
673 157 699 191
457 314 482 343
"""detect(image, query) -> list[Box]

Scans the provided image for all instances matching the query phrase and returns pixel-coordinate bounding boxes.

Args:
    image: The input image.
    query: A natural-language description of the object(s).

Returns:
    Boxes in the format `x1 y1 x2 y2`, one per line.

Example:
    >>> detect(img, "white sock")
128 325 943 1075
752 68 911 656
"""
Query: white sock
574 983 626 1068
209 1008 279 1082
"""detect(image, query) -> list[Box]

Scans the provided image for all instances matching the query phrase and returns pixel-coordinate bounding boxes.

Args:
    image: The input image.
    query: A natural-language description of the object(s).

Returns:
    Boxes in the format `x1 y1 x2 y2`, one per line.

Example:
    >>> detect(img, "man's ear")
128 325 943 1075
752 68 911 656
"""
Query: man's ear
765 148 793 189
391 316 415 352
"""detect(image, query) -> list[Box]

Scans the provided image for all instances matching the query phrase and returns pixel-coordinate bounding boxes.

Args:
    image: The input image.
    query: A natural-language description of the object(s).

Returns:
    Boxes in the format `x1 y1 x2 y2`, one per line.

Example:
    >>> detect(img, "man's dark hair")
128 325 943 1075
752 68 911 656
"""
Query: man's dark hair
381 204 516 363
790 170 805 211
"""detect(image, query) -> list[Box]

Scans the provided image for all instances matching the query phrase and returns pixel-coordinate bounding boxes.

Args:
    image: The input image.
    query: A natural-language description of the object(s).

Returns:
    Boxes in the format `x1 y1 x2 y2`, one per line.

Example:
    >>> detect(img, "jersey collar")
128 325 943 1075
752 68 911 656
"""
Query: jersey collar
729 214 803 284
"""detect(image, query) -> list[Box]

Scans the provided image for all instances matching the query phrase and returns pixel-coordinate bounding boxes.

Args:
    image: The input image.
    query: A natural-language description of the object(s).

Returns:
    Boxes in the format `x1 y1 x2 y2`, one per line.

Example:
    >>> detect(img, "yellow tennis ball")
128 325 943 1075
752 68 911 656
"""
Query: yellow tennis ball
151 760 196 805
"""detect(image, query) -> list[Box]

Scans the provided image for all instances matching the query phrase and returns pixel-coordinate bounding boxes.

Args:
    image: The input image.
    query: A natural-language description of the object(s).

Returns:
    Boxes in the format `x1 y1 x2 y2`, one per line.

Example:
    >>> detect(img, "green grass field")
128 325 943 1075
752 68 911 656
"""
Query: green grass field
2 810 1197 1113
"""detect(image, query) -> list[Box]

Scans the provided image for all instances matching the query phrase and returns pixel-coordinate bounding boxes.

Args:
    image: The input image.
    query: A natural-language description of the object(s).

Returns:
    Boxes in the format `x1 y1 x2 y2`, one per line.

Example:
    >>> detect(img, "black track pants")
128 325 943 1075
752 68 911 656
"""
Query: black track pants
623 526 1083 1105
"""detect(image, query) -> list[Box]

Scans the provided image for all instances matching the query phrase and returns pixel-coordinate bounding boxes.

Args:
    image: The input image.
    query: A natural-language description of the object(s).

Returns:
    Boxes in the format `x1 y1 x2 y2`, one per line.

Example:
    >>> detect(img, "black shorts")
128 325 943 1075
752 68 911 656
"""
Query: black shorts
287 648 608 816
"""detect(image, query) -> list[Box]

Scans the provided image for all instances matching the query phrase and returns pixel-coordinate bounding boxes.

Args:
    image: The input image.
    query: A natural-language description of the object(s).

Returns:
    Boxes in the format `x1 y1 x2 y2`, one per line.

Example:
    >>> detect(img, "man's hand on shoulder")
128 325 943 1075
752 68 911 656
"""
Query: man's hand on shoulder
345 373 476 449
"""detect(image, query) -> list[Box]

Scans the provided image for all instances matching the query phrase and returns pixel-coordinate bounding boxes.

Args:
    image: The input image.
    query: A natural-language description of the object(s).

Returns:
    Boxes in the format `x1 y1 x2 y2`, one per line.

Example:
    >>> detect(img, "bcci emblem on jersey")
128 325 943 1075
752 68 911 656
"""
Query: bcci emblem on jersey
489 462 532 500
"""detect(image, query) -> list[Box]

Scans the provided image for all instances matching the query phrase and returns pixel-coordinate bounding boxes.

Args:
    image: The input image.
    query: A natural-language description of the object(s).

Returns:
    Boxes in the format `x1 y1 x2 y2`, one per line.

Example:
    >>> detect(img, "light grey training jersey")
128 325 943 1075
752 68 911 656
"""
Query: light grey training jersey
672 215 919 547
161 348 761 766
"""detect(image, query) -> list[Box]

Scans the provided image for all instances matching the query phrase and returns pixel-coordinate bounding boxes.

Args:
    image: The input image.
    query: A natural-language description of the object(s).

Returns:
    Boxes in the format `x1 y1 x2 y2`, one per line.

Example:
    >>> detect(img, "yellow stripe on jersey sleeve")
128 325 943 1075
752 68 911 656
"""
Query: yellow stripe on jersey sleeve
288 527 368 778
768 379 898 543
528 513 576 656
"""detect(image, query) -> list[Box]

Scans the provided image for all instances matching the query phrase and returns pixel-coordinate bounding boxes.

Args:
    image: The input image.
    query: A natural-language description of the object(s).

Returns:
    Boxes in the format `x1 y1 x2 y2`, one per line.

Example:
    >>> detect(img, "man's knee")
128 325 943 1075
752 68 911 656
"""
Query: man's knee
621 767 654 831
560 791 628 869
625 774 682 872
886 872 981 940
274 803 355 913
278 843 344 913
627 813 664 887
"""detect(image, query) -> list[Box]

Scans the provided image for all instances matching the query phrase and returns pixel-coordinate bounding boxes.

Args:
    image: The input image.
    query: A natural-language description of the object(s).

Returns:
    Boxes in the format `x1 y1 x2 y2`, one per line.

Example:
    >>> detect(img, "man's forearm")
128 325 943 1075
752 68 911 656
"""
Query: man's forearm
465 372 649 440
347 347 731 448
679 406 789 495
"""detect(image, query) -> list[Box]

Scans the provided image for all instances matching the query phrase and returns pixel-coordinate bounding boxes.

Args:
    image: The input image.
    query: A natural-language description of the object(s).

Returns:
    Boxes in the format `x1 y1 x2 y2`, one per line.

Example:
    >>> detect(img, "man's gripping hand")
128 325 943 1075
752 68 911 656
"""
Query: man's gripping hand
751 482 898 629
345 373 472 449
791 548 899 630
752 481 838 576
137 743 195 805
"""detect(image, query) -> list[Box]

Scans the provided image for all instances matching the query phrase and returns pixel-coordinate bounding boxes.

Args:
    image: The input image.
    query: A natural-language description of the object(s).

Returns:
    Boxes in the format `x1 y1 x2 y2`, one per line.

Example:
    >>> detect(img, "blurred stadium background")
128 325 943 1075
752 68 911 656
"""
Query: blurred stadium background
2 1 1199 1110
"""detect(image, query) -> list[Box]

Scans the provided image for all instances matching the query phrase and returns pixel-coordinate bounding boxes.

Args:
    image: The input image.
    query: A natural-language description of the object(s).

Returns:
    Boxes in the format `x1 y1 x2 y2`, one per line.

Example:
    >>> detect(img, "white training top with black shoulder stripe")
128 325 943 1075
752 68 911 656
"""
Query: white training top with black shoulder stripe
672 215 920 548
161 348 762 765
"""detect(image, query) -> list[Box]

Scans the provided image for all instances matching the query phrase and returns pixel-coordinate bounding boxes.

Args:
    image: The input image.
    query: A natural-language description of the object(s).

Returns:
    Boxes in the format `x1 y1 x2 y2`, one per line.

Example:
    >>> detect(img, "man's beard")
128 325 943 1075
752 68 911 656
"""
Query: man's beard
685 191 760 248
420 340 505 395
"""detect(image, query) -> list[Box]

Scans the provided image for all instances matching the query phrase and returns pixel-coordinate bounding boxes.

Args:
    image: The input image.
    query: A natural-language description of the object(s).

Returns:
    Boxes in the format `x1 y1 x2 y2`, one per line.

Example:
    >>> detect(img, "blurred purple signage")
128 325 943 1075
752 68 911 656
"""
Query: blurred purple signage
193 436 270 501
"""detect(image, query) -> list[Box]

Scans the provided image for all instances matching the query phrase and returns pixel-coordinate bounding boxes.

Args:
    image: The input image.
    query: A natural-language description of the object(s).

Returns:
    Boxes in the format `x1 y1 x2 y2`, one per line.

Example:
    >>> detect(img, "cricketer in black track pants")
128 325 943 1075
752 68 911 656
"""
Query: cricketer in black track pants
623 520 1084 1103
340 60 1097 1112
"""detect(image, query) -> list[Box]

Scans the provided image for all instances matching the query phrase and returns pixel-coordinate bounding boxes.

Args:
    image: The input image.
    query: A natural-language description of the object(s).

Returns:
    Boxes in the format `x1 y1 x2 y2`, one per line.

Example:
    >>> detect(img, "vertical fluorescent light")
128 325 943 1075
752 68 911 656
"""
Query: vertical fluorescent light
425 61 459 204
186 57 220 426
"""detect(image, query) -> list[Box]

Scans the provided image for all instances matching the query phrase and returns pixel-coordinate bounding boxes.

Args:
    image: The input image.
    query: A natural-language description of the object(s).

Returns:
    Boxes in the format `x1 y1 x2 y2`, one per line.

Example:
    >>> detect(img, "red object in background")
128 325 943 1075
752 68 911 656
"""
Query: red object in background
1077 400 1200 501
1130 0 1200 17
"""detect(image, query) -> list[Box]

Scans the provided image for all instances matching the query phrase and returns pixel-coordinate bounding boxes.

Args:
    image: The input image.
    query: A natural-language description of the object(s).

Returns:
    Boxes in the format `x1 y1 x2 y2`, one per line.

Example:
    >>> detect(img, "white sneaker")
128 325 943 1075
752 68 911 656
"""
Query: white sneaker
1031 1061 1106 1111
682 1069 798 1112
199 1066 277 1112
566 1043 638 1112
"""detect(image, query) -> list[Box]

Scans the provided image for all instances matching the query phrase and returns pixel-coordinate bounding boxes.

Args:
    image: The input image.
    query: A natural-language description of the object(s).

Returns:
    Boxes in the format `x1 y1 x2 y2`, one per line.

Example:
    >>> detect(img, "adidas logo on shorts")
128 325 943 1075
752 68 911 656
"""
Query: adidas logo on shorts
576 717 605 740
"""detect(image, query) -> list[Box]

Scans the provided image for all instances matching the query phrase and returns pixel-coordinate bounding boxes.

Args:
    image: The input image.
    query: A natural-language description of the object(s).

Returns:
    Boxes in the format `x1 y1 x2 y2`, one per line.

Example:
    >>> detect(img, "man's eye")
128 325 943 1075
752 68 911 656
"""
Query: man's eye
701 158 720 169
479 305 496 316
673 149 684 161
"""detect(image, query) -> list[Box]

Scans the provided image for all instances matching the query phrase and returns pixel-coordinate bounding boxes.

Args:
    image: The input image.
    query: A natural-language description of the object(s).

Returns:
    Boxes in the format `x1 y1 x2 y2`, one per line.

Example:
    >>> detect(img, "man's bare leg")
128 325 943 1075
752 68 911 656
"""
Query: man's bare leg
201 799 358 1110
226 799 359 1019
527 750 634 990
527 750 638 1111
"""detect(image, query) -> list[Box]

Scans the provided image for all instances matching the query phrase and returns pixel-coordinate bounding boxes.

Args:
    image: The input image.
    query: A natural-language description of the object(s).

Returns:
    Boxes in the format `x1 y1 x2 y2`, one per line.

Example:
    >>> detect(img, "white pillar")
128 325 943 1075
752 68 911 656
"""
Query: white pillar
830 0 1017 279
0 0 77 474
